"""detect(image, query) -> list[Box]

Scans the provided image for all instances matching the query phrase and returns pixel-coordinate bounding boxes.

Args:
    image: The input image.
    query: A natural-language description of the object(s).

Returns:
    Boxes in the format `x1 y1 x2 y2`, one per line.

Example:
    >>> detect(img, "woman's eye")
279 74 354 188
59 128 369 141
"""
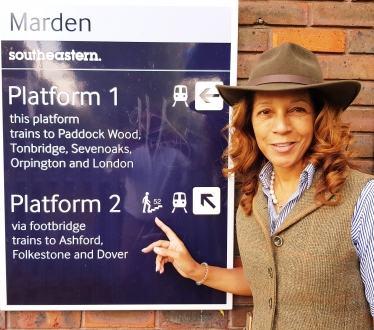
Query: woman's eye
289 107 307 115
257 109 271 115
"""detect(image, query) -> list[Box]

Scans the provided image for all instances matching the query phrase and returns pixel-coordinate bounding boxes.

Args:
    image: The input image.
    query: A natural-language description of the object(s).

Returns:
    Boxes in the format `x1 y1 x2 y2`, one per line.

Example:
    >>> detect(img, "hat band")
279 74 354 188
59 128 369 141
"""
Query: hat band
247 74 317 86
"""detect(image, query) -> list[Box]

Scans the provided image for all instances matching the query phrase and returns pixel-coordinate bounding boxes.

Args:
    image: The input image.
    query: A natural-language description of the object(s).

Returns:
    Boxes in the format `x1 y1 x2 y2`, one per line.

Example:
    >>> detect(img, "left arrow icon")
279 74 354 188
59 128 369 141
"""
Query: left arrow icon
199 88 220 103
195 82 223 111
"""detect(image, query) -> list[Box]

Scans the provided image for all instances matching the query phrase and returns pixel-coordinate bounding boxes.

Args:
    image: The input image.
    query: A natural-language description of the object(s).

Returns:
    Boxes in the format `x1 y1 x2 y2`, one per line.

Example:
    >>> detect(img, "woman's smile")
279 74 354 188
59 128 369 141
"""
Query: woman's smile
252 90 315 172
270 142 296 153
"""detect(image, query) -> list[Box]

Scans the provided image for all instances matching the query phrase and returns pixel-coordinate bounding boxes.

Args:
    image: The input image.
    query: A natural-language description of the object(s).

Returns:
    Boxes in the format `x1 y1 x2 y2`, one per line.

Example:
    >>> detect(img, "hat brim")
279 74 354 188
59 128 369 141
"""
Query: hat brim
216 80 361 110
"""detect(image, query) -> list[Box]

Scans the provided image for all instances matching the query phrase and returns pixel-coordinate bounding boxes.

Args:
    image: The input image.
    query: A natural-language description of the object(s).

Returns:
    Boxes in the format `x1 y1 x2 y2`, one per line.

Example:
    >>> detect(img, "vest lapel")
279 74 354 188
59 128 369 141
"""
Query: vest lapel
251 168 338 236
253 185 271 231
252 191 275 254
274 187 323 235
274 169 335 235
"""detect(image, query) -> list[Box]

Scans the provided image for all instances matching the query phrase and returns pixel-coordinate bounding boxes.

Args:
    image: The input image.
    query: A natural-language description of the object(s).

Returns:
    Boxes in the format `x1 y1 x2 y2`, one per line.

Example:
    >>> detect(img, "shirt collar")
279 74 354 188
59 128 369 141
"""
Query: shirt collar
259 162 316 190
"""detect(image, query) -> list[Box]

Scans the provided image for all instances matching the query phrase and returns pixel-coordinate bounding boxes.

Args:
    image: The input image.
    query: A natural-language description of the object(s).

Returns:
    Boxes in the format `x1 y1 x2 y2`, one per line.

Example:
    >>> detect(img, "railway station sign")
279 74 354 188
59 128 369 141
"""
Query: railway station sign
0 0 238 310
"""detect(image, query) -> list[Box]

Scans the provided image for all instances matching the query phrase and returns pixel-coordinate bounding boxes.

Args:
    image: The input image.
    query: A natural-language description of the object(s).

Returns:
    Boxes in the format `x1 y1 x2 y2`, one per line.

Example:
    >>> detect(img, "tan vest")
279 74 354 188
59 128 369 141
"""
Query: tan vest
237 169 373 330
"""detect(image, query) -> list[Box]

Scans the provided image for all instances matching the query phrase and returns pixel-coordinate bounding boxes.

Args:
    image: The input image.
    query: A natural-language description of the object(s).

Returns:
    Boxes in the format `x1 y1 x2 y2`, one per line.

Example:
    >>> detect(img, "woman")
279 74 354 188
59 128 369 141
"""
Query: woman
142 42 374 329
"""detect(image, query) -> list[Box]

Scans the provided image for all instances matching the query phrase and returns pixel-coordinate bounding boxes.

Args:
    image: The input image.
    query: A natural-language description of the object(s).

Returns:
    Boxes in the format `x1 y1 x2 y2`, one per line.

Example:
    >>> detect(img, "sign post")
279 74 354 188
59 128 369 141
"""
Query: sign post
0 0 238 310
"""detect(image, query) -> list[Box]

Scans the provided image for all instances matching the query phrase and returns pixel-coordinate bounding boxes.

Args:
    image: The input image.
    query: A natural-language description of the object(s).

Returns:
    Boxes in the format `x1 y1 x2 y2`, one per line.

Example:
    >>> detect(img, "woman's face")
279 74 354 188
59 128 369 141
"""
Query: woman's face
251 90 315 172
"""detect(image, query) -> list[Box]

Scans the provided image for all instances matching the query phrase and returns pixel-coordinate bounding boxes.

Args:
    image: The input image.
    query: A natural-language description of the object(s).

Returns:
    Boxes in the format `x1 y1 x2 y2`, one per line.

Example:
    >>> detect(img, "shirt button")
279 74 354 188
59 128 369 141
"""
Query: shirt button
269 298 272 308
273 236 283 247
268 267 273 278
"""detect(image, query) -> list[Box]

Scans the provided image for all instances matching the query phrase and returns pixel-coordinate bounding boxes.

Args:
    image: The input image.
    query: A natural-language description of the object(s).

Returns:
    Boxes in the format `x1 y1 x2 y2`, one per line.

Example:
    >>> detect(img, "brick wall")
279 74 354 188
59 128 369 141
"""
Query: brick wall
1 1 373 329
239 0 374 174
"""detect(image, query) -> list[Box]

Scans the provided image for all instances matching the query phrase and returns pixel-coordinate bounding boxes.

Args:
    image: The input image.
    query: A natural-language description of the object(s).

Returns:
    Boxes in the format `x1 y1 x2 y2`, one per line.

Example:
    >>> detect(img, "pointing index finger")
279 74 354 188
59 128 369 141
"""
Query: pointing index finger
155 217 180 241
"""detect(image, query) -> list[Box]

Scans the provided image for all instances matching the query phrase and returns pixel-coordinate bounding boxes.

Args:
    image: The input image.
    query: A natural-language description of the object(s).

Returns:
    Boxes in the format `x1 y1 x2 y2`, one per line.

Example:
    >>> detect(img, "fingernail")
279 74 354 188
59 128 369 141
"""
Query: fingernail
153 247 161 253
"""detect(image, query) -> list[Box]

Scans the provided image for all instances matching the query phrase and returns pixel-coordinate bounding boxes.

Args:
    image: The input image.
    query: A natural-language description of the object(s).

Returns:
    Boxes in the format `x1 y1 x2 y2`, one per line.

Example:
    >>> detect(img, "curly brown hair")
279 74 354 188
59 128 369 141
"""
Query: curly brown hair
222 90 358 215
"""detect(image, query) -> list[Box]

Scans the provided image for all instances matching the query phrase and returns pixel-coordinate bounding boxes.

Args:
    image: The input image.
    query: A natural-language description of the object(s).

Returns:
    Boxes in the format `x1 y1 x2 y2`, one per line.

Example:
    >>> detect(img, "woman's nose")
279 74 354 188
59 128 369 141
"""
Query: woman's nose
272 112 291 134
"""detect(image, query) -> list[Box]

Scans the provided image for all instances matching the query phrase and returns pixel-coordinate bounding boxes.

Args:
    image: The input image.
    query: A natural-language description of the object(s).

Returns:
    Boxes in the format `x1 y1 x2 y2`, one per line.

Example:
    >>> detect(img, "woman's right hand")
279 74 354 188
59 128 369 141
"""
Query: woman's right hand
142 217 252 296
141 217 204 281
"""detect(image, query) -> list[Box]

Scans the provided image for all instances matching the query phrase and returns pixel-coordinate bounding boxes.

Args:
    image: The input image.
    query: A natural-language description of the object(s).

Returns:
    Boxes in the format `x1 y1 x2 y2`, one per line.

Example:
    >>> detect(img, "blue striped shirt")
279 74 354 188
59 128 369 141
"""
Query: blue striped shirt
259 162 374 316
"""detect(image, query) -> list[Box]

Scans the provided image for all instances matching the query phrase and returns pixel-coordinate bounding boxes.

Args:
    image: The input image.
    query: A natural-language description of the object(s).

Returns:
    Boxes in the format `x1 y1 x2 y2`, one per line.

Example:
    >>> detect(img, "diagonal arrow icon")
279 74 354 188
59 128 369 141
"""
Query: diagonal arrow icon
199 88 220 103
201 194 216 208
193 187 221 215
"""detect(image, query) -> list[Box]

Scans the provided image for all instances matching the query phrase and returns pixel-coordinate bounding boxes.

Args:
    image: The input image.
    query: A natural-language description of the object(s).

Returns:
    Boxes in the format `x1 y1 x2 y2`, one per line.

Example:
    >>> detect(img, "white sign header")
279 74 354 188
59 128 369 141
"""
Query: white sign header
1 1 236 42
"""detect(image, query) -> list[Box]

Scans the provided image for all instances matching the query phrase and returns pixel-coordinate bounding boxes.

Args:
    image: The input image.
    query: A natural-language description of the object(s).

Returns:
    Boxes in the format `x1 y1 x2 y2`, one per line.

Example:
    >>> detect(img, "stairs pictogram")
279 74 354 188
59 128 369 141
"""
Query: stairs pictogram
149 205 163 213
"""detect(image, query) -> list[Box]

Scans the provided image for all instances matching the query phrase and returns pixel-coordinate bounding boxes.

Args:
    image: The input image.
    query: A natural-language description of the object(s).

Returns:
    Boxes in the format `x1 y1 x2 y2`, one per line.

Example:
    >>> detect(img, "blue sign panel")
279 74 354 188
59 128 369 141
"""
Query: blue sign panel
0 1 238 310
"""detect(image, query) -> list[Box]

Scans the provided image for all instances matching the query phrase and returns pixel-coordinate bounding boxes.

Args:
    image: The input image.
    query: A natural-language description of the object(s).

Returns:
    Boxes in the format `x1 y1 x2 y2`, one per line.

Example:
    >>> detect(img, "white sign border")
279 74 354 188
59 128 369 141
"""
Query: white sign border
0 0 238 311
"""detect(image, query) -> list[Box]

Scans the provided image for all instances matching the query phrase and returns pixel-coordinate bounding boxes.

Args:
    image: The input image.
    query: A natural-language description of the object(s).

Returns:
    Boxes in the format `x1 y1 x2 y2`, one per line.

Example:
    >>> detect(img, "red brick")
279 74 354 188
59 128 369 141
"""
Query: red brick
0 311 5 329
352 160 374 174
353 82 374 106
239 2 308 26
229 305 253 328
85 311 154 328
159 310 227 328
272 28 345 53
348 30 374 54
8 311 81 329
317 55 374 80
238 27 268 52
342 107 374 133
352 134 374 158
238 54 374 81
237 54 259 79
234 294 253 306
311 3 374 27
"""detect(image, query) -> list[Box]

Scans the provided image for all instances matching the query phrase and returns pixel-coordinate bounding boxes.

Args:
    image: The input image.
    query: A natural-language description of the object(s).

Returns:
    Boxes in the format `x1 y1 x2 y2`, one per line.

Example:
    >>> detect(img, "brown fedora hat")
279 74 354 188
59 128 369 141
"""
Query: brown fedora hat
217 42 361 110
